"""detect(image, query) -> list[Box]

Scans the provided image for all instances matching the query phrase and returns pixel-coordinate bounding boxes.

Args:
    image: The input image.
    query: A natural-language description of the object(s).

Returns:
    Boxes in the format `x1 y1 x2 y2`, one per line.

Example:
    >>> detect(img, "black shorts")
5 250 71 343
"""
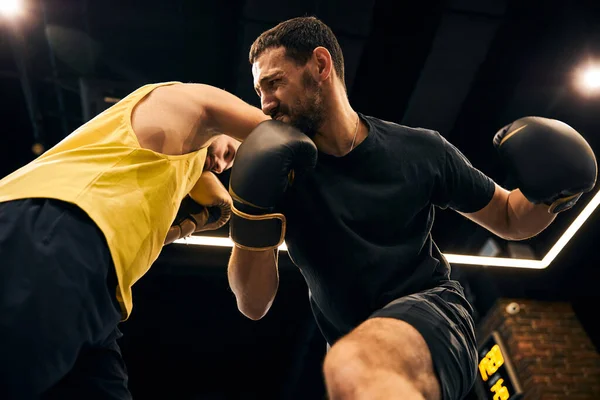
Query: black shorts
0 198 131 399
370 280 478 400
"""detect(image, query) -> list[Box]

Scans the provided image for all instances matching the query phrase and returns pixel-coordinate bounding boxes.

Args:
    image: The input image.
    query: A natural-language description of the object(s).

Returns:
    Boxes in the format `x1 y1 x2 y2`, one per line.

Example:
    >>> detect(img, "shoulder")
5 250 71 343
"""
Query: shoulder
362 114 445 150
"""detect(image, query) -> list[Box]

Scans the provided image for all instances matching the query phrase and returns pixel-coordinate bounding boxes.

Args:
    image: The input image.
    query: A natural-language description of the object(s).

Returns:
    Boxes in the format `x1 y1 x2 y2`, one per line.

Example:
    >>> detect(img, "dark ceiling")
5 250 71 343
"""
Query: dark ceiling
1 0 600 398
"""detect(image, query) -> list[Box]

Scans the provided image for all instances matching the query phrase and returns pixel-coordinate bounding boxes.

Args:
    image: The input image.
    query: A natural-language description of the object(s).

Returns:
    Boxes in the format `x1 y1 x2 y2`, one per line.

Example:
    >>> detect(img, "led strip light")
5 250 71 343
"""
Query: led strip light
175 189 600 269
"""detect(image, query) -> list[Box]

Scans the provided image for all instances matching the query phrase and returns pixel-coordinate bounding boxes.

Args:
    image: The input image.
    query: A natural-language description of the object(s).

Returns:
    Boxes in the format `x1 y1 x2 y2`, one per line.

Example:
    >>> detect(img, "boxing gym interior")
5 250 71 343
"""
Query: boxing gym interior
1 0 600 399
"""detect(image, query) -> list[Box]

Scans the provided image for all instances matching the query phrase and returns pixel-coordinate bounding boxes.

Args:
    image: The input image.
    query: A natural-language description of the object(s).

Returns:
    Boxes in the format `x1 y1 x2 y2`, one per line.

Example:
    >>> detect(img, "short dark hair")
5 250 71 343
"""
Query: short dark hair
249 16 346 89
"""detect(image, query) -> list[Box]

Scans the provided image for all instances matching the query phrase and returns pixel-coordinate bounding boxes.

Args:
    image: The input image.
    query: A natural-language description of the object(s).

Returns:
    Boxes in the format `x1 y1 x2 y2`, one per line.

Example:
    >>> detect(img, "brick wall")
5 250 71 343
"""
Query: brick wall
476 298 600 400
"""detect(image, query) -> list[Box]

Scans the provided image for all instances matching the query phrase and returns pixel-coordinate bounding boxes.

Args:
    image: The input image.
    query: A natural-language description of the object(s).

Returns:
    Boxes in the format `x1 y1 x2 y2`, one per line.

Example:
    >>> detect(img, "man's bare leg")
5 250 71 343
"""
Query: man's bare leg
323 317 442 400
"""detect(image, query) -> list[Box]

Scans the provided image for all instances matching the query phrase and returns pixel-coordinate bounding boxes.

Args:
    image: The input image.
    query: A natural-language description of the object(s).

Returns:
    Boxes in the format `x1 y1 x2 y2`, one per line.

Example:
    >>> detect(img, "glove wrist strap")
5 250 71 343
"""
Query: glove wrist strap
546 193 582 214
230 205 286 251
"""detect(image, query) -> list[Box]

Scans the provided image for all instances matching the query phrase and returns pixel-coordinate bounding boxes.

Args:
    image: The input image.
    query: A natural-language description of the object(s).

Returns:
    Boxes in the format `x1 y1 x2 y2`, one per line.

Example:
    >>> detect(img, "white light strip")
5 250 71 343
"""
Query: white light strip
175 237 543 269
175 235 289 251
542 187 600 266
175 189 599 269
175 236 234 247
442 254 544 269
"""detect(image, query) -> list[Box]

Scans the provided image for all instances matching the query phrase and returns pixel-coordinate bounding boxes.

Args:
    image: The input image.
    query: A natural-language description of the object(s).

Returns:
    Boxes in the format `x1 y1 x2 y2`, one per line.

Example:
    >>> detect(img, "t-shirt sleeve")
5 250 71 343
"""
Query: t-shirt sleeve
431 132 496 213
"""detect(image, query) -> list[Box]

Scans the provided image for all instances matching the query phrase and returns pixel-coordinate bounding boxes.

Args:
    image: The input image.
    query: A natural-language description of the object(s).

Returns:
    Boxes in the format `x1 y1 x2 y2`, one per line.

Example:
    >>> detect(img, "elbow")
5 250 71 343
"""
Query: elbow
484 217 520 241
241 309 268 321
236 298 274 321
502 213 544 241
494 222 523 241
497 223 541 241
501 189 554 241
504 231 539 241
494 223 532 241
492 208 528 241
499 232 530 241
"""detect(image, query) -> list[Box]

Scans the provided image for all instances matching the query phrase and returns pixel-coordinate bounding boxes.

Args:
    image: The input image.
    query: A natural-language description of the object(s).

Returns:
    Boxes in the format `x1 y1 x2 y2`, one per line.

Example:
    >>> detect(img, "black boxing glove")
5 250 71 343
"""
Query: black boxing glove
229 120 318 250
493 116 597 213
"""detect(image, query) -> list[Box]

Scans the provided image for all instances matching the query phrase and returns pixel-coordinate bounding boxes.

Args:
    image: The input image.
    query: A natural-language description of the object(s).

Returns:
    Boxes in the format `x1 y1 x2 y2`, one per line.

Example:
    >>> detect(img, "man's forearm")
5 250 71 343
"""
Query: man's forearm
506 189 557 240
227 246 279 320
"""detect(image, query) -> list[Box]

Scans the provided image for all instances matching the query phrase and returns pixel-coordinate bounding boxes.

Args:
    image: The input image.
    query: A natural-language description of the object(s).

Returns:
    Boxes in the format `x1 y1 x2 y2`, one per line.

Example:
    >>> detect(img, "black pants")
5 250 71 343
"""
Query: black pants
0 198 131 399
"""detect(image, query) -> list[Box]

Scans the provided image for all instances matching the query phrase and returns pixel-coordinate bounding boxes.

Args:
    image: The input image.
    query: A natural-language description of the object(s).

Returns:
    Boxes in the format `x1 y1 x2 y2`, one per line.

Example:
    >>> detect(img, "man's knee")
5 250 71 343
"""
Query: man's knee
323 339 373 397
322 318 441 400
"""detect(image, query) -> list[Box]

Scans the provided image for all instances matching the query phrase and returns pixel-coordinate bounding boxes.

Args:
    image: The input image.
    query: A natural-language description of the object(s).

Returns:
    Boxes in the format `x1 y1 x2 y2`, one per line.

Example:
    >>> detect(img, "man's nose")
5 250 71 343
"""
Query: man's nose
261 96 277 116
214 159 226 174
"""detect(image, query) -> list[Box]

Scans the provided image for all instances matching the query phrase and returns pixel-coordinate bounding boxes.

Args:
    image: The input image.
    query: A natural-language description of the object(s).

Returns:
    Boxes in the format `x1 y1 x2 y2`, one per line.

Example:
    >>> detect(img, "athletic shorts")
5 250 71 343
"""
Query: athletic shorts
0 198 131 399
370 280 478 400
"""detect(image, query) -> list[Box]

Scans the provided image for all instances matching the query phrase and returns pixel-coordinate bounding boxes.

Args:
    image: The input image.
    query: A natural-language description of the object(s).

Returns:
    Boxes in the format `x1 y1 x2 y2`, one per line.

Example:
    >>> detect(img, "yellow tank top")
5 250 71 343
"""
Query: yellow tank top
0 81 208 320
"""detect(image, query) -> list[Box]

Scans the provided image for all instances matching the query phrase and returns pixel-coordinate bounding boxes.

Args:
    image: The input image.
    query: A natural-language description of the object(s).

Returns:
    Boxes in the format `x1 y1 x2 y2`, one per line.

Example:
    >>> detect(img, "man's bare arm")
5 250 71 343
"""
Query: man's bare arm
227 246 279 320
131 83 268 154
460 183 555 240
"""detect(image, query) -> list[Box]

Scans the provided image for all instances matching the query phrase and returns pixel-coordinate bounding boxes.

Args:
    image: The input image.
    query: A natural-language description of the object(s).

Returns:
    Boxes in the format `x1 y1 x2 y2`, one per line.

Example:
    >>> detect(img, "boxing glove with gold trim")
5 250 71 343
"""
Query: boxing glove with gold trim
493 116 597 213
229 120 317 251
164 171 232 245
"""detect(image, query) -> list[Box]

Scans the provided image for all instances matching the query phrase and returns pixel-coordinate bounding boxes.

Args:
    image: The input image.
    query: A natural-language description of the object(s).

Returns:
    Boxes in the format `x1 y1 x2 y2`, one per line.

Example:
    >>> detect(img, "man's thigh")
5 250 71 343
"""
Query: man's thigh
369 280 478 400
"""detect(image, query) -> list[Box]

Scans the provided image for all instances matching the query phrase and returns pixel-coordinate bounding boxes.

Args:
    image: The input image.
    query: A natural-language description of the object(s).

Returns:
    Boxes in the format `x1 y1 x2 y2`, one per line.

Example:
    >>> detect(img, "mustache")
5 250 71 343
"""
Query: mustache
269 105 289 120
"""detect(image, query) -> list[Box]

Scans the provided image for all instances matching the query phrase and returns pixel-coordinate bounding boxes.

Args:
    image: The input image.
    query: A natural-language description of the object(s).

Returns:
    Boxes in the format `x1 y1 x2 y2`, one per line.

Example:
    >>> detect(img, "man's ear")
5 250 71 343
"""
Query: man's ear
313 46 333 82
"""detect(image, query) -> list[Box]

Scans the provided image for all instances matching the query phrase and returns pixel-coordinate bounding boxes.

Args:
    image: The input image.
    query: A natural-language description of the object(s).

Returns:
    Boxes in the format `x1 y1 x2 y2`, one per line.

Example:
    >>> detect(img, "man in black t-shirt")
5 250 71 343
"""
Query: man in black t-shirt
280 114 495 347
226 16 597 400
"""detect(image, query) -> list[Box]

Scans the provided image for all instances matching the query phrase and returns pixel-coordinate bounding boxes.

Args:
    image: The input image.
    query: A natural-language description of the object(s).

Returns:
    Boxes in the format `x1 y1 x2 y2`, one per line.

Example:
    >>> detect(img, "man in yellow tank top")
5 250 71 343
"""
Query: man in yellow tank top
0 81 269 398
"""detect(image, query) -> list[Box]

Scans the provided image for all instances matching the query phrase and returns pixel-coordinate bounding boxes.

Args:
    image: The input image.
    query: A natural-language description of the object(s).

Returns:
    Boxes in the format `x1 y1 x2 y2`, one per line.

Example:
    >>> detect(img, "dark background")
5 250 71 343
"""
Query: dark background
1 0 599 398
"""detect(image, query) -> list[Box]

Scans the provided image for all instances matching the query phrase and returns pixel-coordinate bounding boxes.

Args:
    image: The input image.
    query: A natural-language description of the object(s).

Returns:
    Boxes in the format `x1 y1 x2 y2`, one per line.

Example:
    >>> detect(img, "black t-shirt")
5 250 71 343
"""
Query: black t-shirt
281 114 496 344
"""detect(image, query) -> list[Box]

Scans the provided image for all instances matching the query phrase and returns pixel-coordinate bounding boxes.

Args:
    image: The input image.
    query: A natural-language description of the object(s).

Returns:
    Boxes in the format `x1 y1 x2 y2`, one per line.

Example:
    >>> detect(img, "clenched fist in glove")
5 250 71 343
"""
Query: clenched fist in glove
164 171 232 245
493 116 597 214
228 120 318 251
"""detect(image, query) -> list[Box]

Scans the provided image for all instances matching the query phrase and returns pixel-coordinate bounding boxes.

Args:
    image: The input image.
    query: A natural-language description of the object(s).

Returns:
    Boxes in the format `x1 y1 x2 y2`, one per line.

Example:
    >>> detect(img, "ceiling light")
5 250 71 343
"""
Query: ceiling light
576 63 600 96
0 0 23 18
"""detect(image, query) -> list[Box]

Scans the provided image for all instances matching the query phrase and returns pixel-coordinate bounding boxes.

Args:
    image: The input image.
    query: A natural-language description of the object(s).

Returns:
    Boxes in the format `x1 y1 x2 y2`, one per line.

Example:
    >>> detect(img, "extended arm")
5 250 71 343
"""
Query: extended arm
456 117 596 240
131 83 269 154
460 185 555 240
